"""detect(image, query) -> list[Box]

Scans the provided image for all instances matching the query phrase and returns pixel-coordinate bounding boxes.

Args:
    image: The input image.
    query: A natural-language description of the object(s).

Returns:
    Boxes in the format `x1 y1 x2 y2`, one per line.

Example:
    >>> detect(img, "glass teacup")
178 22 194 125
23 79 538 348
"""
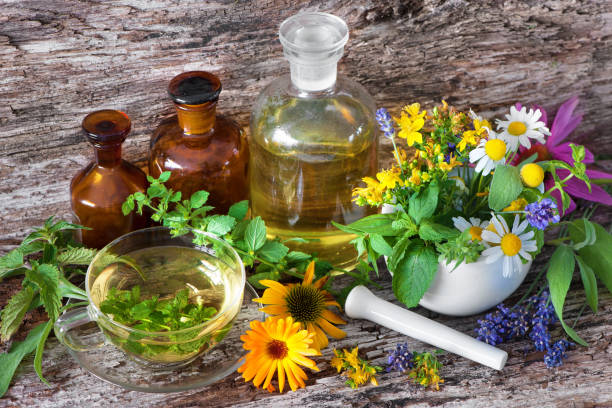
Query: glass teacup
54 227 245 367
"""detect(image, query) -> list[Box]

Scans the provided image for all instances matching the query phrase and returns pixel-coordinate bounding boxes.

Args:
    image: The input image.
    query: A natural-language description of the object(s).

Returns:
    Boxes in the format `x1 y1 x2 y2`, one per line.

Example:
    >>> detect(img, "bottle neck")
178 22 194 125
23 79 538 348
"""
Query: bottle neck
175 101 217 135
93 144 122 167
289 61 338 93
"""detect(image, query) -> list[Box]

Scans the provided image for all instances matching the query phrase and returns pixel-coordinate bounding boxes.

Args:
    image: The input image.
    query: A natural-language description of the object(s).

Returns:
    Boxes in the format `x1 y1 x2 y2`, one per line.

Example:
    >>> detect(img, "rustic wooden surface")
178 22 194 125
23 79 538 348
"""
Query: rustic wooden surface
1 0 612 406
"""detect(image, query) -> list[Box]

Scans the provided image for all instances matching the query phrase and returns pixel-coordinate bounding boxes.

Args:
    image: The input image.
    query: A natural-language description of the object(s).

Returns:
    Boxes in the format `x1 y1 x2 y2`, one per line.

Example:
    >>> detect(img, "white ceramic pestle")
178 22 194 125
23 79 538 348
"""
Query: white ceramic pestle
344 285 508 370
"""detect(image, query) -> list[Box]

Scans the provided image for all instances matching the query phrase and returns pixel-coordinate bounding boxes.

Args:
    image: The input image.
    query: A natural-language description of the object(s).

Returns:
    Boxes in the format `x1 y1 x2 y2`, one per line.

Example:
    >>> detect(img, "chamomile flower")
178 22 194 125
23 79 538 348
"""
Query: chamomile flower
452 216 488 241
496 106 550 151
481 214 537 278
468 130 508 176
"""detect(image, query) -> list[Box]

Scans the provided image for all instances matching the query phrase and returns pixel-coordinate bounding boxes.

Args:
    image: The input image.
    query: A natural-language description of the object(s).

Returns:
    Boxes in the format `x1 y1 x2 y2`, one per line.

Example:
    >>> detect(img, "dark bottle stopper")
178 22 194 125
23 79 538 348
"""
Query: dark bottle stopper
82 110 131 145
168 71 222 105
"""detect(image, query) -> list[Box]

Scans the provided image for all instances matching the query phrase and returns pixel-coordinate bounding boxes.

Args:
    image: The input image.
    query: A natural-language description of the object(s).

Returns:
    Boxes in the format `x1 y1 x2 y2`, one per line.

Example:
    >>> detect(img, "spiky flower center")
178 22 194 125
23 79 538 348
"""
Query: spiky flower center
285 285 325 324
266 339 288 360
469 226 483 241
485 139 507 161
501 233 522 256
508 121 527 136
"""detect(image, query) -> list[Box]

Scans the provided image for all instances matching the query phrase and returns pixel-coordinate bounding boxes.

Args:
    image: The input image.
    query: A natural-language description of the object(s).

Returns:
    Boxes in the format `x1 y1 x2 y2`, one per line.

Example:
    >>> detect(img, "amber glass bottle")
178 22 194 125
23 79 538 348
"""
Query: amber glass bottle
70 110 149 249
149 71 249 214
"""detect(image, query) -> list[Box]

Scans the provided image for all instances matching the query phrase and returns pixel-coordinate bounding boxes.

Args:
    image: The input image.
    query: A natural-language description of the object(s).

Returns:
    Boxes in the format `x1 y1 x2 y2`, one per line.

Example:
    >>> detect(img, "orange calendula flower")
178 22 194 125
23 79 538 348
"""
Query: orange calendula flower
255 261 347 351
237 316 320 392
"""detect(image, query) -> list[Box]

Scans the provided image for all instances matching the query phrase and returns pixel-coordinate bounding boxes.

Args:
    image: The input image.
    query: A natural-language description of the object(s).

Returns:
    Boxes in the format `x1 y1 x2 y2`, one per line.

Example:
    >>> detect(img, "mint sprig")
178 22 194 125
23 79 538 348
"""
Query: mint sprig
122 172 379 292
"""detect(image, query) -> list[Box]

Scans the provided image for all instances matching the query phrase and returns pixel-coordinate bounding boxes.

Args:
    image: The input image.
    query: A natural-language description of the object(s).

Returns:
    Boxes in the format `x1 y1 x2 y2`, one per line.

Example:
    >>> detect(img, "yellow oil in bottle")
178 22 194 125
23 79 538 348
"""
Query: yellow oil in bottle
249 129 378 270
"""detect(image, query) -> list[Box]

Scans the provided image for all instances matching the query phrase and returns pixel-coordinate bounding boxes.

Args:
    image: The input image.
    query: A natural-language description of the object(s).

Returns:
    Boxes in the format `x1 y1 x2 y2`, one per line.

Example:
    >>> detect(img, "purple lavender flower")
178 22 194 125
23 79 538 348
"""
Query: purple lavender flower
376 108 396 139
387 342 414 373
529 322 551 351
525 198 561 230
544 339 573 368
444 142 457 163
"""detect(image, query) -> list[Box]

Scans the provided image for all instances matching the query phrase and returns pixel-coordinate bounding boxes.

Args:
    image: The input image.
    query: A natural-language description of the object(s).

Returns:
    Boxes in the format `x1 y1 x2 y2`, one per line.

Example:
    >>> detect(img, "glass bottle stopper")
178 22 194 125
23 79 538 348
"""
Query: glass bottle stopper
168 71 222 105
82 109 131 146
279 12 349 92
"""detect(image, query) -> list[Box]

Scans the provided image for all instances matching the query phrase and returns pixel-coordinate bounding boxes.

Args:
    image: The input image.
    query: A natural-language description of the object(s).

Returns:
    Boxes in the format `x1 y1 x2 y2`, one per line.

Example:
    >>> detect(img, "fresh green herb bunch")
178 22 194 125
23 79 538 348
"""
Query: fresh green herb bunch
122 172 378 295
100 286 221 357
408 351 444 390
0 218 96 395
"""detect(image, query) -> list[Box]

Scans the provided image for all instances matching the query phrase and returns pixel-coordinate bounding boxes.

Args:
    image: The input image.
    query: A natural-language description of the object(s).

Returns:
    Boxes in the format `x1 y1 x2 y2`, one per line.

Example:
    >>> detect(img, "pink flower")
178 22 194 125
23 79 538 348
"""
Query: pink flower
514 97 612 215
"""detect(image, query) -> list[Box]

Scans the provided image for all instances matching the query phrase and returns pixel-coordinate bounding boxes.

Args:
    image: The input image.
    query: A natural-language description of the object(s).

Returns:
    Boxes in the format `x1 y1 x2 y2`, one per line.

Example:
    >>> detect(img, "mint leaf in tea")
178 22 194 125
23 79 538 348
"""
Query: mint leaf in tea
90 246 241 364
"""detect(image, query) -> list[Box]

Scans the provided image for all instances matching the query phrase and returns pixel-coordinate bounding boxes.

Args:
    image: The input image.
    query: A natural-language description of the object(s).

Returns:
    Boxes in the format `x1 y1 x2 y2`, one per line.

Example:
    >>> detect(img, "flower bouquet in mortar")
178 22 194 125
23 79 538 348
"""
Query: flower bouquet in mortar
335 97 612 346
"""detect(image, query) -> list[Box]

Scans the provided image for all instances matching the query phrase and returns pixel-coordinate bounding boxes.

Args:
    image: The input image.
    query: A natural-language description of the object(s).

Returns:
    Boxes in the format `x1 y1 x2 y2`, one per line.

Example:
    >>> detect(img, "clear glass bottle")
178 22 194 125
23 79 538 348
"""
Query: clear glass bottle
70 110 149 249
249 12 378 270
149 71 249 214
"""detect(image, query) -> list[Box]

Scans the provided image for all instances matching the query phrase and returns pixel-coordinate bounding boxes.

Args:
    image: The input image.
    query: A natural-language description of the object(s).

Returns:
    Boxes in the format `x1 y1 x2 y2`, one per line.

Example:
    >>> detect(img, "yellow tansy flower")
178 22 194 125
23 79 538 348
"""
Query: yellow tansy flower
458 118 489 152
376 168 403 190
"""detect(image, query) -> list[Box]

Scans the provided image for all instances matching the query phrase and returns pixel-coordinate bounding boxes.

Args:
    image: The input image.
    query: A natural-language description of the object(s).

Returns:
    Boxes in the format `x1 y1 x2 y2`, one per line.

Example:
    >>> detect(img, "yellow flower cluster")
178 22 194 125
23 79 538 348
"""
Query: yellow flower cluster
352 166 403 206
503 197 528 212
330 347 381 389
395 103 426 146
408 352 444 391
458 116 491 152
431 100 470 134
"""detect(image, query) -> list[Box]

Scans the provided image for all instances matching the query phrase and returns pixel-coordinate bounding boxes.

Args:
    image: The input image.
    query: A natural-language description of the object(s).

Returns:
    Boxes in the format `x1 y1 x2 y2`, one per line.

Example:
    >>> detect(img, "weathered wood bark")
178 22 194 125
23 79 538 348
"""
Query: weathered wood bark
1 0 612 406
1 0 612 246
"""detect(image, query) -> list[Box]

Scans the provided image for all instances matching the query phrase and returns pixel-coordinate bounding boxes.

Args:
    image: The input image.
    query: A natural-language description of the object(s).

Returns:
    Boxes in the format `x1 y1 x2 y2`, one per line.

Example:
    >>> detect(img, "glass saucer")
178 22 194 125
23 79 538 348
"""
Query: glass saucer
65 283 262 393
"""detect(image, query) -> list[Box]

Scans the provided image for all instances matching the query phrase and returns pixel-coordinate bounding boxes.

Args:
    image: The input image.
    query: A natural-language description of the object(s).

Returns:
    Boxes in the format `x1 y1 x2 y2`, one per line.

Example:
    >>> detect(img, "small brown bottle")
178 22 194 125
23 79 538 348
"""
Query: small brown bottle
70 110 149 249
149 71 249 214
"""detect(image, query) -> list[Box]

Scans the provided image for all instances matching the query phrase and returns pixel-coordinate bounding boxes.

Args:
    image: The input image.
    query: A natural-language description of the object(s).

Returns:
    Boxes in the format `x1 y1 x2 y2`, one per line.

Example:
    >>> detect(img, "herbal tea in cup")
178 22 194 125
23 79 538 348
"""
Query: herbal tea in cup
54 227 245 367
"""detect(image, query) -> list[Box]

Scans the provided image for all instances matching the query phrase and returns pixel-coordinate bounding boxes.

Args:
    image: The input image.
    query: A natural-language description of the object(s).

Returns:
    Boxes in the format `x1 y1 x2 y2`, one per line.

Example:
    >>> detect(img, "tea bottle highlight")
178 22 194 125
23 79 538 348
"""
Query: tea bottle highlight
70 110 149 249
149 71 249 214
249 12 378 269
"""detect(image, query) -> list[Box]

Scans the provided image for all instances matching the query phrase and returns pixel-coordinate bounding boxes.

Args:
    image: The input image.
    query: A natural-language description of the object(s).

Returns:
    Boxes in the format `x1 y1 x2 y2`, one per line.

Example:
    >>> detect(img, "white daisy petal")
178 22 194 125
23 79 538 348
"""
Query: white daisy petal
481 230 501 243
512 214 520 232
503 256 512 277
519 230 535 241
519 249 532 261
515 219 529 235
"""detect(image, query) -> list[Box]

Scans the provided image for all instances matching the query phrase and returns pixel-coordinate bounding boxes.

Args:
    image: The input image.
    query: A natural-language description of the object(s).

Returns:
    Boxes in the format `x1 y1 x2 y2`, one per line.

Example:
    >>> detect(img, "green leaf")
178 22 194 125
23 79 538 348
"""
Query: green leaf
206 215 236 236
122 198 135 216
33 319 54 386
546 246 587 346
337 213 400 236
170 191 182 202
158 171 172 182
569 221 612 295
369 234 393 257
0 286 35 342
244 217 267 252
0 250 24 279
388 233 412 272
257 241 289 263
285 251 311 264
26 264 61 322
575 255 598 314
391 212 418 237
57 247 97 266
47 220 85 234
228 200 249 221
408 182 440 224
147 184 165 199
488 165 523 211
190 191 210 209
231 219 249 241
572 219 596 250
418 220 459 243
0 322 48 397
392 240 438 308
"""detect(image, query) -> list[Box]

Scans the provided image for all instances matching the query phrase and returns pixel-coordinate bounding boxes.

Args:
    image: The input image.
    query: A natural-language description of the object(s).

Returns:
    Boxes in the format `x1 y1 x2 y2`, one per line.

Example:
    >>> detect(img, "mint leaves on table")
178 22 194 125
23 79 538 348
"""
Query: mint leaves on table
0 217 95 396
99 286 218 357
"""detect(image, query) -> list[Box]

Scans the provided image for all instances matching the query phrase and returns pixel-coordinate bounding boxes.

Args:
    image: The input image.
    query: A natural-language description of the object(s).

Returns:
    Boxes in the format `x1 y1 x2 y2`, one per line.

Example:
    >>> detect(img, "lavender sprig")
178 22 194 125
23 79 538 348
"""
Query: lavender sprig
376 108 396 139
525 198 561 230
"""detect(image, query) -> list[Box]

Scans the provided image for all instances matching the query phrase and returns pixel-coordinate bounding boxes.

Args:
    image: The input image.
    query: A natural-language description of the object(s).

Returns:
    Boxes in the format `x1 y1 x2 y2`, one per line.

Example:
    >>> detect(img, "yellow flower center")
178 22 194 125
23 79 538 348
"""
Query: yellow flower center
267 339 289 360
484 139 507 161
520 163 545 187
508 121 527 136
468 226 483 241
500 233 522 256
285 285 325 324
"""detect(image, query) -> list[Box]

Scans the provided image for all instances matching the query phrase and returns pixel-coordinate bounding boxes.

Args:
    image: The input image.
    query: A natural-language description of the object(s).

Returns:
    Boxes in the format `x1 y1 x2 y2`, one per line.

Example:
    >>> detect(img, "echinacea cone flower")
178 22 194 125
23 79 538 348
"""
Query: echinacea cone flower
254 261 347 351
